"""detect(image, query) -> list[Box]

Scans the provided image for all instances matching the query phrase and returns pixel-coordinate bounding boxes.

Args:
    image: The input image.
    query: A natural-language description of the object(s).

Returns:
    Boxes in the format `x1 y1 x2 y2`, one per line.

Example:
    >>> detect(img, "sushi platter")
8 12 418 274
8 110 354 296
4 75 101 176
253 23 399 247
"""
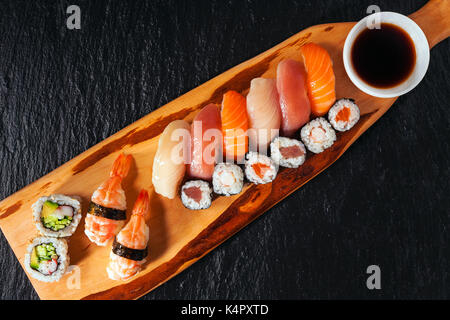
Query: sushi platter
0 0 449 300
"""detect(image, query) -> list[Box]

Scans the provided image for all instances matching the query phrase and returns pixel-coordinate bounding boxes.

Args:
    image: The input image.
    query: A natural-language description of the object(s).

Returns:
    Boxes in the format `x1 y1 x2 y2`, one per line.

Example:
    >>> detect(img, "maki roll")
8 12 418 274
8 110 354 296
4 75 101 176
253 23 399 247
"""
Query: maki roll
24 237 69 282
32 194 82 238
300 117 336 154
270 137 306 168
328 98 360 132
181 180 212 210
212 163 244 196
245 152 278 184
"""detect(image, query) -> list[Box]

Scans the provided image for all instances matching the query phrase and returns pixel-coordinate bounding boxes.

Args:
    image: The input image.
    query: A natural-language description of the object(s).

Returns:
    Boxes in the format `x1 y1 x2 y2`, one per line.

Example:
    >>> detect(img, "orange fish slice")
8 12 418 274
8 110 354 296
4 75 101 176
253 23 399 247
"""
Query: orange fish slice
300 42 336 116
221 90 249 162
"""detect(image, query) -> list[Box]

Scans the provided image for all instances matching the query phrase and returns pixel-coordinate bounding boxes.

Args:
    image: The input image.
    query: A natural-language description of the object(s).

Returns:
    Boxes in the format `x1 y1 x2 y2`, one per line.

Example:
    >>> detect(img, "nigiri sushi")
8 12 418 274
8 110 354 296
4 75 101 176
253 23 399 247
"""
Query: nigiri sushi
84 153 132 246
152 120 191 199
187 104 222 180
107 189 150 281
300 42 336 116
221 91 249 162
276 59 311 137
246 78 281 152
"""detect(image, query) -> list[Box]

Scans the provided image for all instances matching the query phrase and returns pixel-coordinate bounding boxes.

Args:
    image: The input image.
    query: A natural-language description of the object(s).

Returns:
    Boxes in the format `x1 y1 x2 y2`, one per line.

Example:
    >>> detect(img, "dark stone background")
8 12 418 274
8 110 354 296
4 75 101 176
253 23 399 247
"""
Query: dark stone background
0 0 448 300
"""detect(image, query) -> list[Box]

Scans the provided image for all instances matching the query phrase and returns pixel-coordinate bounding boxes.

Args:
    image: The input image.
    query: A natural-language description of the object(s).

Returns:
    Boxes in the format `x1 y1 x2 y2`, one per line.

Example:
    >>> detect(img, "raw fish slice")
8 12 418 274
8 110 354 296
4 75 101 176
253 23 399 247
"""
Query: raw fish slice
221 91 249 162
246 78 281 151
300 42 336 116
107 189 150 281
152 120 191 199
187 104 222 180
276 59 311 137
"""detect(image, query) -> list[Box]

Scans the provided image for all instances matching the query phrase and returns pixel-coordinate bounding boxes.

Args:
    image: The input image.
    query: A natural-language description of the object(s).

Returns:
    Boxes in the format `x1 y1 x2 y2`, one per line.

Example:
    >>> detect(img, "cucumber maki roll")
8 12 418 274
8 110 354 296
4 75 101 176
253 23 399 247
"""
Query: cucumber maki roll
24 237 69 282
32 194 82 237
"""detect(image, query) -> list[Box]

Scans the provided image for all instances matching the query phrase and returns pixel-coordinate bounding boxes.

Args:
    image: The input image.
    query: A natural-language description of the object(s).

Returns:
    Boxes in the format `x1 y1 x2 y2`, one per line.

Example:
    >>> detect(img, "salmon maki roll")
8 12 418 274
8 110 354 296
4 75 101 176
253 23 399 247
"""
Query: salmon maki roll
245 152 277 185
328 98 360 132
152 120 191 199
107 189 150 281
276 59 311 137
246 78 281 152
221 91 249 162
188 104 222 180
84 153 132 246
300 42 336 116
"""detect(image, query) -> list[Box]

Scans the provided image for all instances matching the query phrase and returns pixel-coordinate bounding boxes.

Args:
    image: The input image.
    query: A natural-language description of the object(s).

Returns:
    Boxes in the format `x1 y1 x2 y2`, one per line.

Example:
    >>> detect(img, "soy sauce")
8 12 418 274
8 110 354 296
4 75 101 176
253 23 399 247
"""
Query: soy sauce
351 23 416 88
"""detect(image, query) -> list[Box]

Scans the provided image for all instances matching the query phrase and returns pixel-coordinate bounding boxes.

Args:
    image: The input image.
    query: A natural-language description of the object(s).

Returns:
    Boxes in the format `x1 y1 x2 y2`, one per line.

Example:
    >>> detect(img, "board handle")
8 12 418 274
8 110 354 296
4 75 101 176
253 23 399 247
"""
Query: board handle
409 0 450 48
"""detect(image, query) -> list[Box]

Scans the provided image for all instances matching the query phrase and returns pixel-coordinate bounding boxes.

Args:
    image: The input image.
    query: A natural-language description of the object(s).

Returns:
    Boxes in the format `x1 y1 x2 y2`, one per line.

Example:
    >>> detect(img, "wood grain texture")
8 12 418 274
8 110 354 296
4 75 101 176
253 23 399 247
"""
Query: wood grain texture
0 0 449 300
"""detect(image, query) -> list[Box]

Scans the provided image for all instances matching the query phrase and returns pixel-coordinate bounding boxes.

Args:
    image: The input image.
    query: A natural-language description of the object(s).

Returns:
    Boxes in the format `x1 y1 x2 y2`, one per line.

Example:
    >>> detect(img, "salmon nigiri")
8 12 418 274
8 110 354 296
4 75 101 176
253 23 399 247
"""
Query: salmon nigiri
276 59 311 137
246 78 281 151
187 104 222 180
221 90 249 162
152 120 191 199
85 153 132 246
107 189 150 281
300 42 336 116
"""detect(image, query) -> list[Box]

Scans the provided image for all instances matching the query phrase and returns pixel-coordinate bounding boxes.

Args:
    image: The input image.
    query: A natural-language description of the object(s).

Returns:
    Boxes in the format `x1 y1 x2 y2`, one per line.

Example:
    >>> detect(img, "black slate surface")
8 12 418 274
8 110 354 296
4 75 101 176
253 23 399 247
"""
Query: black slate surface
0 0 449 300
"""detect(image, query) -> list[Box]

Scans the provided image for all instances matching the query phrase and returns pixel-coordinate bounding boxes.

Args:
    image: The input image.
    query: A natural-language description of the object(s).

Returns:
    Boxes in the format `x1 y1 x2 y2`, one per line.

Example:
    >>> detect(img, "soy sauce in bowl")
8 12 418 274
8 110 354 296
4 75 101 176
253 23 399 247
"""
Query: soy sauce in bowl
351 23 416 89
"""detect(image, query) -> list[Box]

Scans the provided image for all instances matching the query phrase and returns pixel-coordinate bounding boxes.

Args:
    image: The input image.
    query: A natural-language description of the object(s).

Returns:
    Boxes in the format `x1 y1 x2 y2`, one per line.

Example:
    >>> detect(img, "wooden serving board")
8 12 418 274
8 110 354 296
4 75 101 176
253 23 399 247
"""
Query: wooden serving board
0 0 449 300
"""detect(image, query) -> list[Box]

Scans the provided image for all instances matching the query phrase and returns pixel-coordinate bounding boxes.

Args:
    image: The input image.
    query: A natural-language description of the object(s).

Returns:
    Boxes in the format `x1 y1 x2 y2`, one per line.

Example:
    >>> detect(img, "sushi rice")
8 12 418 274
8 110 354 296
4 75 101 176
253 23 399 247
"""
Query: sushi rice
24 236 69 283
300 117 336 154
245 152 278 184
32 194 82 238
270 137 306 168
181 180 213 210
328 98 360 132
212 163 244 196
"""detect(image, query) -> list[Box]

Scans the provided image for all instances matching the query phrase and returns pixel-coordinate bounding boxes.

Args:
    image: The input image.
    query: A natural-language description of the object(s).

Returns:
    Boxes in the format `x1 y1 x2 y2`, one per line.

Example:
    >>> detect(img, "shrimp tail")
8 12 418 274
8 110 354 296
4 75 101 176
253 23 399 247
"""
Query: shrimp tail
132 189 149 217
110 153 132 179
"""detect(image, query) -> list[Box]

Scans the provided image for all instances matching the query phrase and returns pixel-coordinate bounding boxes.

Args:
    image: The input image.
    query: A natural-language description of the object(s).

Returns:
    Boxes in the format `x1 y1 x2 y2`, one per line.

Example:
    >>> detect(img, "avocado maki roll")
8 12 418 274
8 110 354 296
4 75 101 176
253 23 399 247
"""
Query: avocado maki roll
32 194 82 238
24 237 69 282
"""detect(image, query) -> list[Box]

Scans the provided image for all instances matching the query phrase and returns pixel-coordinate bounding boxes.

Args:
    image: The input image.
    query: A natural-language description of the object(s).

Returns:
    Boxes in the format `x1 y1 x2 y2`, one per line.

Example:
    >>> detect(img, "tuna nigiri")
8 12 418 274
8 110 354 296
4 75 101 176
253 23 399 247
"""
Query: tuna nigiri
300 42 336 116
276 59 311 137
152 120 191 199
221 90 249 162
85 153 132 246
107 189 149 281
246 78 281 151
187 104 222 180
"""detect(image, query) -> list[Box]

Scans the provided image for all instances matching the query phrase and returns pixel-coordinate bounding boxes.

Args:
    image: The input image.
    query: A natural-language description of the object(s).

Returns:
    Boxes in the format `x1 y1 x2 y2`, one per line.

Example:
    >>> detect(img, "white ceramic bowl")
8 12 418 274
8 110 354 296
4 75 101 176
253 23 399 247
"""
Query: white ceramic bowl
343 12 429 98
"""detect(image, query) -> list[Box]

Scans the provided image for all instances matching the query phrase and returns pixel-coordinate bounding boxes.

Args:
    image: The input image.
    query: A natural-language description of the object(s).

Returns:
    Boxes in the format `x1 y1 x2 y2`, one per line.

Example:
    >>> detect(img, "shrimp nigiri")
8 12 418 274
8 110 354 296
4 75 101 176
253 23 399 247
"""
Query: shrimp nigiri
187 104 222 180
221 91 249 162
276 59 311 137
246 78 281 151
84 153 132 246
107 189 150 281
300 42 336 116
152 120 191 199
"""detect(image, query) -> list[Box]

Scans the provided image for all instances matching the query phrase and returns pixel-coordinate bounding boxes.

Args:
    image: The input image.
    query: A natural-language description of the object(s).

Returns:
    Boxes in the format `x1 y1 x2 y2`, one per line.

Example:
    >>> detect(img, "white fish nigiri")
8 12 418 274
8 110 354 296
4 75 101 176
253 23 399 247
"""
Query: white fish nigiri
152 120 191 199
246 78 281 150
